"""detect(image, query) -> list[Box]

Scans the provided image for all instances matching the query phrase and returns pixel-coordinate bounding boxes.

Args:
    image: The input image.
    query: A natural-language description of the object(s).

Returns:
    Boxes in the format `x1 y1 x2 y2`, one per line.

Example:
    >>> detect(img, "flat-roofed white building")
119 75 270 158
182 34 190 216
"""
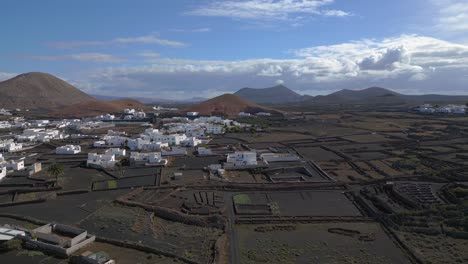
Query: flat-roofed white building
226 151 257 166
0 141 22 152
6 159 25 171
260 153 300 163
104 148 126 157
87 153 116 168
56 145 81 155
130 152 167 166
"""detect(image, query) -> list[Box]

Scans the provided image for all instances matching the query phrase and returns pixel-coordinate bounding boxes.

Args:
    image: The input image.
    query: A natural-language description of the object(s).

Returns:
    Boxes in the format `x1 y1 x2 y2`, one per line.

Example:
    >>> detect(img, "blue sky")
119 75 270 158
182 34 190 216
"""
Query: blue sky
1 0 468 99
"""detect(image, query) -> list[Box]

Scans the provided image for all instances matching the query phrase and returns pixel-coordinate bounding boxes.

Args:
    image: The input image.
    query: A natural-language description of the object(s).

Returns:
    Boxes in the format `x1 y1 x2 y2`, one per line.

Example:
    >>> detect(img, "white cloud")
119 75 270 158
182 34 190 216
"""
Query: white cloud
28 53 123 63
136 52 161 58
48 33 186 49
275 79 285 85
186 0 351 21
70 35 468 98
409 73 428 81
433 0 468 36
171 27 212 33
0 72 17 81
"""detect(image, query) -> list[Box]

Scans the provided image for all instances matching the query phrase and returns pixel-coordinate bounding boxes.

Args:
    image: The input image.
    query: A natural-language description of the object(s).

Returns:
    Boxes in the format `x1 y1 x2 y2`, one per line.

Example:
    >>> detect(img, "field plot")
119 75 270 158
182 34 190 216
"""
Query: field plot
236 222 410 264
331 143 394 153
92 175 156 191
369 160 403 177
295 146 343 161
171 156 224 169
131 188 224 215
74 242 180 264
232 191 361 217
396 232 468 264
348 152 389 161
79 204 223 264
226 131 314 143
341 133 396 143
0 190 127 224
0 250 62 264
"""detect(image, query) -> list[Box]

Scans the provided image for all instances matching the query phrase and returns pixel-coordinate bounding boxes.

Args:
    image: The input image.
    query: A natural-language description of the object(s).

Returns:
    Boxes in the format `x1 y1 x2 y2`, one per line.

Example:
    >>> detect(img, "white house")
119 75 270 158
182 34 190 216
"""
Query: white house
181 137 202 147
93 141 106 148
130 152 167 166
56 145 81 155
104 148 126 157
6 159 25 171
104 136 128 147
452 106 466 114
162 147 187 156
226 151 257 166
238 112 252 117
256 112 272 116
206 124 224 135
0 141 22 152
0 167 6 180
87 153 116 168
187 112 199 117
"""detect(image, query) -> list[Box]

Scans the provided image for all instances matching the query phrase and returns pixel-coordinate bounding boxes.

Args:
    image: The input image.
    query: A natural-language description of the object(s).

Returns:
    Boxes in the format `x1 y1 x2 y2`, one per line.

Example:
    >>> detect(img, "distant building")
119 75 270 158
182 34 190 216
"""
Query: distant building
161 147 187 156
226 151 257 167
187 112 199 117
104 148 126 157
260 153 300 163
56 145 81 155
0 141 22 152
130 152 167 166
87 153 116 168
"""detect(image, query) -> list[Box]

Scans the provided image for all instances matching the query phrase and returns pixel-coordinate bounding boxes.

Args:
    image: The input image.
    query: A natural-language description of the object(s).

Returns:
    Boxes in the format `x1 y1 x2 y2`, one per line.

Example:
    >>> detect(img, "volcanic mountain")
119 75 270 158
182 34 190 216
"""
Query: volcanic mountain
234 85 303 104
309 87 468 105
0 72 94 110
184 94 276 117
51 99 151 118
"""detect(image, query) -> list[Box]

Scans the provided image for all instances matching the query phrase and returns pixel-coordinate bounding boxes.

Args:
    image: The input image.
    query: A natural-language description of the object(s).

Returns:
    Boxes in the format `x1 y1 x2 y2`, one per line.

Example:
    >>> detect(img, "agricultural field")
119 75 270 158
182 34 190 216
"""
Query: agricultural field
236 222 410 264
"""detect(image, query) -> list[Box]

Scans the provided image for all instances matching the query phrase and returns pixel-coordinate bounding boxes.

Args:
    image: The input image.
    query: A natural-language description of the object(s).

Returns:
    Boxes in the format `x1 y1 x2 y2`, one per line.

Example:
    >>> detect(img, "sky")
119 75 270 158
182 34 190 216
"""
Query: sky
1 0 468 99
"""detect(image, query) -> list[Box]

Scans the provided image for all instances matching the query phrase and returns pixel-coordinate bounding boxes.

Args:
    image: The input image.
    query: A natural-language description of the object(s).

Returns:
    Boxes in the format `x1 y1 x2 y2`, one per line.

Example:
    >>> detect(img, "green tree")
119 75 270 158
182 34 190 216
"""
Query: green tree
47 163 64 184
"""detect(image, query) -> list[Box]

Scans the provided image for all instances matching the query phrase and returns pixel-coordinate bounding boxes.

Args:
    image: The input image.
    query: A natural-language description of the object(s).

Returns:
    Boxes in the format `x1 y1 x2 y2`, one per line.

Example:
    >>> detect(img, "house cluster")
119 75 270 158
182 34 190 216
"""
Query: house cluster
90 109 147 121
164 115 248 137
0 140 23 152
87 148 126 169
415 104 467 114
205 149 300 179
15 128 65 142
238 112 272 117
56 145 82 155
0 108 12 116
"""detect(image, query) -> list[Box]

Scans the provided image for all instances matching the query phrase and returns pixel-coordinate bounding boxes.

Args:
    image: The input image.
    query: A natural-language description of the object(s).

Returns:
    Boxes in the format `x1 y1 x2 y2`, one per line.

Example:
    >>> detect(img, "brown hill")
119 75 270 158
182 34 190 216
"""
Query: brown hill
52 99 150 118
184 93 276 117
0 72 94 110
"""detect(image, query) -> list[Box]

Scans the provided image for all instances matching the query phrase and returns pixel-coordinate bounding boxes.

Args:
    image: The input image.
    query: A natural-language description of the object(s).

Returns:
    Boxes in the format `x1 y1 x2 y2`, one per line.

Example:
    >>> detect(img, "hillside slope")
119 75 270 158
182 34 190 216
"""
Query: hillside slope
0 72 94 110
234 85 303 104
51 99 150 118
184 94 276 117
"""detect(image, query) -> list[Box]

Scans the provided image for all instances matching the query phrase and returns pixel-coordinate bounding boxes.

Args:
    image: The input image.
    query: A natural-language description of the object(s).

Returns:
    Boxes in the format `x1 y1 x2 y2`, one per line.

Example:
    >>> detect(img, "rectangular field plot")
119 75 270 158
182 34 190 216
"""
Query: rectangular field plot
295 147 343 161
233 191 361 217
236 222 411 264
79 204 223 264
